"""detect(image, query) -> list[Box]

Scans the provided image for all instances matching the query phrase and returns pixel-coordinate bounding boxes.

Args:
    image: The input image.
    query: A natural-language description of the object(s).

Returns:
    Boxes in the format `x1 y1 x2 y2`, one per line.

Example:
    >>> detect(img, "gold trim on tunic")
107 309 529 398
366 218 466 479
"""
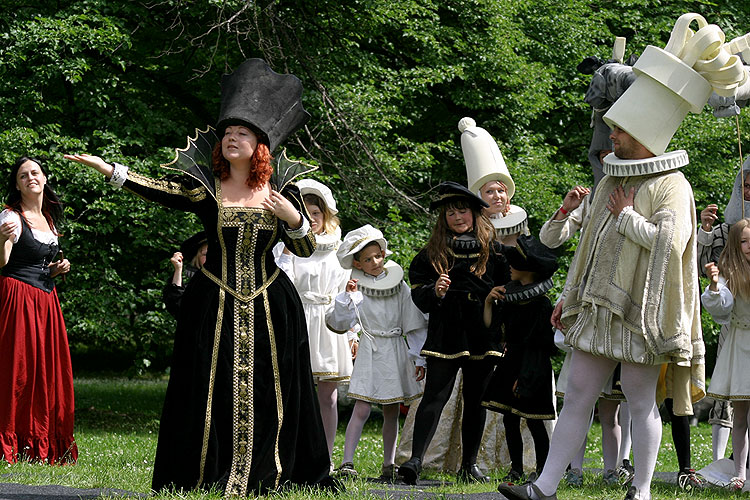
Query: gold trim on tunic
481 400 556 420
421 350 505 360
347 392 423 405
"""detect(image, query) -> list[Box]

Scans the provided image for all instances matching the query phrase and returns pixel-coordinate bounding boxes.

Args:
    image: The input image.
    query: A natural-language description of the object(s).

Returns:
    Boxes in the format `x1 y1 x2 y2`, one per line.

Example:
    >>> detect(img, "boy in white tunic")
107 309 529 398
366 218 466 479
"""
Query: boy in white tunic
327 224 426 480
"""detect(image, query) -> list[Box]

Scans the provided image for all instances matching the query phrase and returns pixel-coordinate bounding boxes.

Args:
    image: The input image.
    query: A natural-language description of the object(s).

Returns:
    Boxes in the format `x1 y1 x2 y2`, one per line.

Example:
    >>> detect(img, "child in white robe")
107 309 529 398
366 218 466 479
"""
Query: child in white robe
327 224 426 480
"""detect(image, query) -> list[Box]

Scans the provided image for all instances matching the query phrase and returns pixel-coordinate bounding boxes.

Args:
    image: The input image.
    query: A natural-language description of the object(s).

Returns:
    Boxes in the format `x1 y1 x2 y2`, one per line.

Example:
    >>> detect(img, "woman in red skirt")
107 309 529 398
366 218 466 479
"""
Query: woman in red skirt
0 156 75 464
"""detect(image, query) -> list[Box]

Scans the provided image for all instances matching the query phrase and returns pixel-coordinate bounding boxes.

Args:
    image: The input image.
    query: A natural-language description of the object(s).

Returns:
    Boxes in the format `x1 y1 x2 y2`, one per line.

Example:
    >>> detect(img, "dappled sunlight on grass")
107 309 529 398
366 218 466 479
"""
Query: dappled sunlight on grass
0 378 737 499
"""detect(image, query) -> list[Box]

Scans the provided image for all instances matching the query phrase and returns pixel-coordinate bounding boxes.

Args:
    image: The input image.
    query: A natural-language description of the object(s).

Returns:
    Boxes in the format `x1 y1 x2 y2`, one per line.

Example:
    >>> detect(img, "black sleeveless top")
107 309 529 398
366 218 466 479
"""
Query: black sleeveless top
2 214 59 292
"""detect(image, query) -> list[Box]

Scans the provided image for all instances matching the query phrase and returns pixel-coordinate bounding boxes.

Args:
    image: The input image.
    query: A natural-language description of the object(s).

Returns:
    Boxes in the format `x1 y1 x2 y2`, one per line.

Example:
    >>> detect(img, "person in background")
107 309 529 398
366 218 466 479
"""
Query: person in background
163 231 207 318
0 156 74 464
275 179 354 464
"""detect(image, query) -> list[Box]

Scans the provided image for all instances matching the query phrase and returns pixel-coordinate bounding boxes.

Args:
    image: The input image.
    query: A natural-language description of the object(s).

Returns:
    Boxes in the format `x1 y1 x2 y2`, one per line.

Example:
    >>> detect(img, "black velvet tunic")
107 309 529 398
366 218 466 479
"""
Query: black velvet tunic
119 170 331 495
409 234 509 359
482 293 556 420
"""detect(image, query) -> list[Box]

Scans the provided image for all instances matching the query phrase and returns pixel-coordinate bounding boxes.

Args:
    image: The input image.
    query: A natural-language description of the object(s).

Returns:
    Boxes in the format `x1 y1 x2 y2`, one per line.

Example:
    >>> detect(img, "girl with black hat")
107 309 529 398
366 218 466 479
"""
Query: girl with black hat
398 181 509 485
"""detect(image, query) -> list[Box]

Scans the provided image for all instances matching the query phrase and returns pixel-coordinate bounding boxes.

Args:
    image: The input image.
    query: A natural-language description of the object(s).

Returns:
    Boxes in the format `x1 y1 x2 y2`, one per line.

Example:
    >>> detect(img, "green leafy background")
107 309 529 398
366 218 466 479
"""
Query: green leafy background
1 0 747 373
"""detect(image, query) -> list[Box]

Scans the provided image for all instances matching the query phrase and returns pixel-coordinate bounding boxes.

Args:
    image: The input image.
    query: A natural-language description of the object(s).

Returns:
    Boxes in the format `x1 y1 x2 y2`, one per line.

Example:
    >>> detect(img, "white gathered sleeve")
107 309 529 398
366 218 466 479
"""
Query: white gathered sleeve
109 162 128 188
616 205 657 249
274 247 295 279
701 278 734 326
326 291 363 333
538 197 588 249
697 227 714 247
0 210 21 244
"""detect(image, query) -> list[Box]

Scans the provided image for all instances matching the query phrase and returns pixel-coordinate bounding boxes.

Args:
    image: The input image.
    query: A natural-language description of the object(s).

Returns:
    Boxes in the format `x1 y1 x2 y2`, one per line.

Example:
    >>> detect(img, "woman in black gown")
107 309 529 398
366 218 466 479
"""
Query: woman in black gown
66 59 336 495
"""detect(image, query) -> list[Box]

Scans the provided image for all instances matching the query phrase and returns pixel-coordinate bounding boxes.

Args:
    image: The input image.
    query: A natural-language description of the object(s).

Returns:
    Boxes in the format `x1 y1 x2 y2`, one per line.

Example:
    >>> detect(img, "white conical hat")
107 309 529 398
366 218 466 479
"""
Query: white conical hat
604 13 746 156
296 178 338 214
459 117 515 199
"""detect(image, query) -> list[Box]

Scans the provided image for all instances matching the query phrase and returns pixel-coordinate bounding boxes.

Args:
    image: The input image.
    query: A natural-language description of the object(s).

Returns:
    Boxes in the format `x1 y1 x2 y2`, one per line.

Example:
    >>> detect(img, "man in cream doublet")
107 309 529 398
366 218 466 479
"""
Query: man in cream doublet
498 12 749 500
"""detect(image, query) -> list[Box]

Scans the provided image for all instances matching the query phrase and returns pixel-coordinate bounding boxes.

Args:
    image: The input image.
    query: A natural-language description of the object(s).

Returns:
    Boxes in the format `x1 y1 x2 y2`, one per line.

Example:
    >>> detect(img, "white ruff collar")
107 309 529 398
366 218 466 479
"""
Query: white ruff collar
602 150 689 177
314 226 341 253
490 205 528 236
351 260 403 297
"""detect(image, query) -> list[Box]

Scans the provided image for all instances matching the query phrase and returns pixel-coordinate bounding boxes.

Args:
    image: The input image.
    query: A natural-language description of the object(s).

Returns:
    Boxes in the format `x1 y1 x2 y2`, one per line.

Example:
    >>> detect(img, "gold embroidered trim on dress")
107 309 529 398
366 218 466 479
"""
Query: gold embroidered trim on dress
447 249 481 259
126 171 207 202
201 267 280 303
315 374 351 382
347 392 423 405
421 350 505 360
481 400 556 420
198 288 226 487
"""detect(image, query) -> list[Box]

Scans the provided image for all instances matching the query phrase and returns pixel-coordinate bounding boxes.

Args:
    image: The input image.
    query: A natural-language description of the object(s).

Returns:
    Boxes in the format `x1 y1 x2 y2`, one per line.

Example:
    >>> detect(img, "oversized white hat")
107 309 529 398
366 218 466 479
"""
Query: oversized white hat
459 117 515 199
604 13 747 156
296 178 338 214
336 224 392 270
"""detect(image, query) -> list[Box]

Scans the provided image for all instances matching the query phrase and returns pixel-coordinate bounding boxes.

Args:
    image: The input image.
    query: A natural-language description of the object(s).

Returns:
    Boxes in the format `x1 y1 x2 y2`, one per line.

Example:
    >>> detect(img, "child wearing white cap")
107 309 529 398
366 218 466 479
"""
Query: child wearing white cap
326 224 426 480
275 179 354 463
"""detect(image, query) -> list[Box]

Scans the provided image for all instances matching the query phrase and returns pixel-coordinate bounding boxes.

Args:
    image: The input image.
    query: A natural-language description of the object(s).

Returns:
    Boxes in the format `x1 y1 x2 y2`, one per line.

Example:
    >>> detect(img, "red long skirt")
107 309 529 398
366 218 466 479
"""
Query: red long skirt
0 275 77 464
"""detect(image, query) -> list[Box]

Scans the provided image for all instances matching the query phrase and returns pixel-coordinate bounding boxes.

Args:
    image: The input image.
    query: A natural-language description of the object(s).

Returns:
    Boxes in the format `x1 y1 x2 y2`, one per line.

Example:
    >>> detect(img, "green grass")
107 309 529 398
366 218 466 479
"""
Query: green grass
0 377 741 499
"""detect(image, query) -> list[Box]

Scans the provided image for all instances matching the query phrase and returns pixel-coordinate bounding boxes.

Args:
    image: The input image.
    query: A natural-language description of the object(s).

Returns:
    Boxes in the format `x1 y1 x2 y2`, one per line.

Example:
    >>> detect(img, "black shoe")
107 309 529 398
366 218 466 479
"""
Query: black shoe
502 468 524 483
497 482 558 500
398 457 422 485
458 463 490 483
624 485 641 500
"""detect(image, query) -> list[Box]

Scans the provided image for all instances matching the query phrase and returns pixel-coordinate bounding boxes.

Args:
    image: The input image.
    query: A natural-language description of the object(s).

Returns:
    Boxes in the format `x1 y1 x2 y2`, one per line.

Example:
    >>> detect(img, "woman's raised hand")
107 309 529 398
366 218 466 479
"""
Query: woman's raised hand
63 154 114 177
170 252 184 273
262 190 303 228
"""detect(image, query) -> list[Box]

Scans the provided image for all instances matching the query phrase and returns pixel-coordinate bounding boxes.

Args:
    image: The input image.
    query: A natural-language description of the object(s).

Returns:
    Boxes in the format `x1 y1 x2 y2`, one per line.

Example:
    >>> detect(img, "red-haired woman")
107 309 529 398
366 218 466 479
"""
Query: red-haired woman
64 59 335 496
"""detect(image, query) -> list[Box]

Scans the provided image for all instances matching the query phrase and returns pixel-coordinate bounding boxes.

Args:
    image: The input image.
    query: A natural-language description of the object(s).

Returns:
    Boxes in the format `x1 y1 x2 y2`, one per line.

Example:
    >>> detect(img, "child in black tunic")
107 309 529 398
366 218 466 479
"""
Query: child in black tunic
482 234 558 481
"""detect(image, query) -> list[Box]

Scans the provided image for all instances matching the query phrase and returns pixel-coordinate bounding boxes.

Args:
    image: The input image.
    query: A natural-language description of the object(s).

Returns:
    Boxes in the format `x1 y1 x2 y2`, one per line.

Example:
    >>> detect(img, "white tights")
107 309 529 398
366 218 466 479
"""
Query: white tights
317 381 338 459
533 350 661 500
342 400 400 466
732 400 750 480
599 398 621 471
618 402 633 465
712 424 730 462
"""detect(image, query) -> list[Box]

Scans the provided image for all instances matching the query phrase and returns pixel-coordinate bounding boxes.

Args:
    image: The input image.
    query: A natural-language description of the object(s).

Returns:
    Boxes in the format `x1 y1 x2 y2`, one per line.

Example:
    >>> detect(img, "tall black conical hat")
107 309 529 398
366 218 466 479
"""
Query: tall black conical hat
216 59 310 151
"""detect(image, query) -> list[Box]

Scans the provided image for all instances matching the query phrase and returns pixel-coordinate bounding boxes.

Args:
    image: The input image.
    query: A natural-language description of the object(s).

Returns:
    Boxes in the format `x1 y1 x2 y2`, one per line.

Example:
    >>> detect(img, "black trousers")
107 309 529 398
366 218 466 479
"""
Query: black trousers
410 356 495 465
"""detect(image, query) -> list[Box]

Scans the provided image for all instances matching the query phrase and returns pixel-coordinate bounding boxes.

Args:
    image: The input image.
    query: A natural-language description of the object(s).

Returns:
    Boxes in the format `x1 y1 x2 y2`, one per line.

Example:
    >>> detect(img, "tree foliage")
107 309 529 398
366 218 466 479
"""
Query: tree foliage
0 0 748 371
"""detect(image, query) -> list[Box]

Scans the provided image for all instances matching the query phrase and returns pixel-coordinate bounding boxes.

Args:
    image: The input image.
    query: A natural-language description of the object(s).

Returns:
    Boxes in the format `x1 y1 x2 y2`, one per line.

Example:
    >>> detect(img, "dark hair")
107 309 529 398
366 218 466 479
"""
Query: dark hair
6 157 64 231
425 199 494 276
353 241 382 262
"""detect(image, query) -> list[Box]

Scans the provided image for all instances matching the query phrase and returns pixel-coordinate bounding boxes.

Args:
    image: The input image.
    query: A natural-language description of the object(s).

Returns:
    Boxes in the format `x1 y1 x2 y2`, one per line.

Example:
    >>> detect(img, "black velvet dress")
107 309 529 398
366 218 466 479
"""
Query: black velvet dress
482 292 556 420
118 170 331 495
409 236 509 360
